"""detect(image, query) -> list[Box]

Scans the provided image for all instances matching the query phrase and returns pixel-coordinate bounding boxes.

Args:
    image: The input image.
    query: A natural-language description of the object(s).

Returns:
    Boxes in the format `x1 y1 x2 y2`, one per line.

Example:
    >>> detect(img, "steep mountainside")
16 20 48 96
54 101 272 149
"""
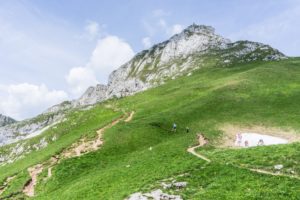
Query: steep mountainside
1 57 300 199
0 24 286 152
76 24 285 105
0 114 16 127
0 24 299 199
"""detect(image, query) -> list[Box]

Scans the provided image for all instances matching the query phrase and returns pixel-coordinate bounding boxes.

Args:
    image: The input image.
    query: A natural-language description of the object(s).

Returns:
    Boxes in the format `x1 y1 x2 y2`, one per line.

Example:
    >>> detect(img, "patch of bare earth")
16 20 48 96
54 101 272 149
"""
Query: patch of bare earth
124 111 135 122
23 164 43 197
46 156 59 179
219 124 300 148
187 134 211 162
248 168 300 180
62 111 134 158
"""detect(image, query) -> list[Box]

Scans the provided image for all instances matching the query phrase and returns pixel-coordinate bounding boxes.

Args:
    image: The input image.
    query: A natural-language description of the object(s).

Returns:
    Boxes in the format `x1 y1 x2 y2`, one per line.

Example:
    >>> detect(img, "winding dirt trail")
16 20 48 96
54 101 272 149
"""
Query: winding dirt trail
247 168 300 180
187 134 300 180
187 134 211 162
23 164 43 197
124 111 135 122
22 111 135 197
62 111 134 158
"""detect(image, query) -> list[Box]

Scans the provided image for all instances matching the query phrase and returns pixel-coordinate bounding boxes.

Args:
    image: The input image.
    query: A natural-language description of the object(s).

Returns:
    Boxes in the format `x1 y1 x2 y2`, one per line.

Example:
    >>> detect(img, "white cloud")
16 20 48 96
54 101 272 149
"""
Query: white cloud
66 35 134 96
159 21 184 37
142 37 152 48
170 24 184 35
0 83 68 120
65 67 99 96
87 36 134 71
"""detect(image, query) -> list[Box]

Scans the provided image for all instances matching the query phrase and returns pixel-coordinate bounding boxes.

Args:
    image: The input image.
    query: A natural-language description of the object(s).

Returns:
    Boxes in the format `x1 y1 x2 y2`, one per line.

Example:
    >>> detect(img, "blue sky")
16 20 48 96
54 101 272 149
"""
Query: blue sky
0 0 300 119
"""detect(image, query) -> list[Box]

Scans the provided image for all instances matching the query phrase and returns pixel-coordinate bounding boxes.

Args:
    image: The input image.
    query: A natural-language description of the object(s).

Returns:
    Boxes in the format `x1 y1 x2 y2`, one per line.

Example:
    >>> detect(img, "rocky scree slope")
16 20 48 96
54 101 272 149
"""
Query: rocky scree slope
0 111 64 147
75 24 286 106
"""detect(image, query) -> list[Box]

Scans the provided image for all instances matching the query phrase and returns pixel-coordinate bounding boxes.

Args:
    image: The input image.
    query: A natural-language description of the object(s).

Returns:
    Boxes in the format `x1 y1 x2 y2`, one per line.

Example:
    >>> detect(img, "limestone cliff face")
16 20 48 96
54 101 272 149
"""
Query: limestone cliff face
0 113 63 147
159 25 230 64
75 24 286 106
75 84 108 106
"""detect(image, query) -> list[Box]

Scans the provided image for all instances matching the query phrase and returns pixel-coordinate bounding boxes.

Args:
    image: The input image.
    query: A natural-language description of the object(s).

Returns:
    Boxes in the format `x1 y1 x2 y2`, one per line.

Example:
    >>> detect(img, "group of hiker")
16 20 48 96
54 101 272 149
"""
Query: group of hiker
236 133 265 147
172 123 190 133
171 124 265 147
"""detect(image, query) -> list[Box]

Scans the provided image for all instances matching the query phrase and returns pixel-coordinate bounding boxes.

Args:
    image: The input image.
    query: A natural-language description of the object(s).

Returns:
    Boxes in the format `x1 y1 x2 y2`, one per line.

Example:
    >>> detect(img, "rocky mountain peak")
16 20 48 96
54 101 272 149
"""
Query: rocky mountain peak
74 24 286 107
177 24 215 37
160 24 231 64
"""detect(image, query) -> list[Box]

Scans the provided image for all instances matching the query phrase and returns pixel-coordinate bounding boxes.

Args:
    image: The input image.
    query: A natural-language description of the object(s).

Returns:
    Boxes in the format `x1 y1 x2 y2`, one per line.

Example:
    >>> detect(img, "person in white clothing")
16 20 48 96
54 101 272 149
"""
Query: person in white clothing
236 133 242 146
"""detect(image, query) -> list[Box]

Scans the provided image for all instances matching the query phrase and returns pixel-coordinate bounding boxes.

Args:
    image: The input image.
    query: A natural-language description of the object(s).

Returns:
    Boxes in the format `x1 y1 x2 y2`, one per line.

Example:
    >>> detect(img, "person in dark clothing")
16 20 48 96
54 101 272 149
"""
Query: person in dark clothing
186 127 190 133
172 123 177 132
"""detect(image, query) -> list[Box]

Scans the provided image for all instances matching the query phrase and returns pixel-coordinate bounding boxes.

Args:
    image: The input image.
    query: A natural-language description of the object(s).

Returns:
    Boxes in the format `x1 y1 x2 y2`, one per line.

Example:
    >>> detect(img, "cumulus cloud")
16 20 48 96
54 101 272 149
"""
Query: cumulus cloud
66 35 135 96
0 83 68 120
142 37 152 48
162 23 184 36
65 67 99 96
87 36 135 71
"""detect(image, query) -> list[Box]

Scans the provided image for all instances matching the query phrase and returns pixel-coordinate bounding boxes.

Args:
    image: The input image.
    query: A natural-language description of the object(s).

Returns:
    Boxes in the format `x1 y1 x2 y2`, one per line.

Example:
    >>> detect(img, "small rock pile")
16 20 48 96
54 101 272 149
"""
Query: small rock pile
161 181 187 190
126 181 187 200
127 189 182 200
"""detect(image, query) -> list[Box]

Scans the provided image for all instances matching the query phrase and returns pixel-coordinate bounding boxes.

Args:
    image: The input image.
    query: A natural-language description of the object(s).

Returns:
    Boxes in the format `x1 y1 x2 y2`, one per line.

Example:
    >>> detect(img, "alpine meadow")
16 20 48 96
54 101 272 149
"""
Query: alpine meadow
0 2 300 200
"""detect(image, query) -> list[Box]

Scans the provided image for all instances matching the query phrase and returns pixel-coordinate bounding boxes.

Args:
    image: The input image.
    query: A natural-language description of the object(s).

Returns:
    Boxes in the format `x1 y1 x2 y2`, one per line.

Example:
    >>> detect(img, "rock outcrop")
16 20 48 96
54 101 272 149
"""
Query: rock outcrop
75 84 108 106
0 112 63 147
0 114 16 127
127 189 182 200
75 24 286 106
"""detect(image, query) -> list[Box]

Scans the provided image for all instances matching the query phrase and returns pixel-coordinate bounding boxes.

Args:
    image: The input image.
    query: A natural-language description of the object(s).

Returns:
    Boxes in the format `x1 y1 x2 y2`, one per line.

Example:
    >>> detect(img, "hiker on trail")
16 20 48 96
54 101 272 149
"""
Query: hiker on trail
236 133 242 146
172 123 177 132
186 127 190 133
244 140 249 147
258 139 264 146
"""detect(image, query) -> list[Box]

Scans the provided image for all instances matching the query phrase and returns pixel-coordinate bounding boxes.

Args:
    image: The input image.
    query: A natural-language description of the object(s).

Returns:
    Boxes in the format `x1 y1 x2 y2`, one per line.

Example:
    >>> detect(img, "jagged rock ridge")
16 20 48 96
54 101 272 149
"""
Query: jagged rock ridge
75 24 286 106
0 112 64 147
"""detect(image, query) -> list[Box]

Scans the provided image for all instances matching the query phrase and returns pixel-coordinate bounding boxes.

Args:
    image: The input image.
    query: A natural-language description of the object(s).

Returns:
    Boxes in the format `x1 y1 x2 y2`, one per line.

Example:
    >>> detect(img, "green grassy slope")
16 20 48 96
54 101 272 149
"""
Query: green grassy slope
0 107 122 199
1 58 300 199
